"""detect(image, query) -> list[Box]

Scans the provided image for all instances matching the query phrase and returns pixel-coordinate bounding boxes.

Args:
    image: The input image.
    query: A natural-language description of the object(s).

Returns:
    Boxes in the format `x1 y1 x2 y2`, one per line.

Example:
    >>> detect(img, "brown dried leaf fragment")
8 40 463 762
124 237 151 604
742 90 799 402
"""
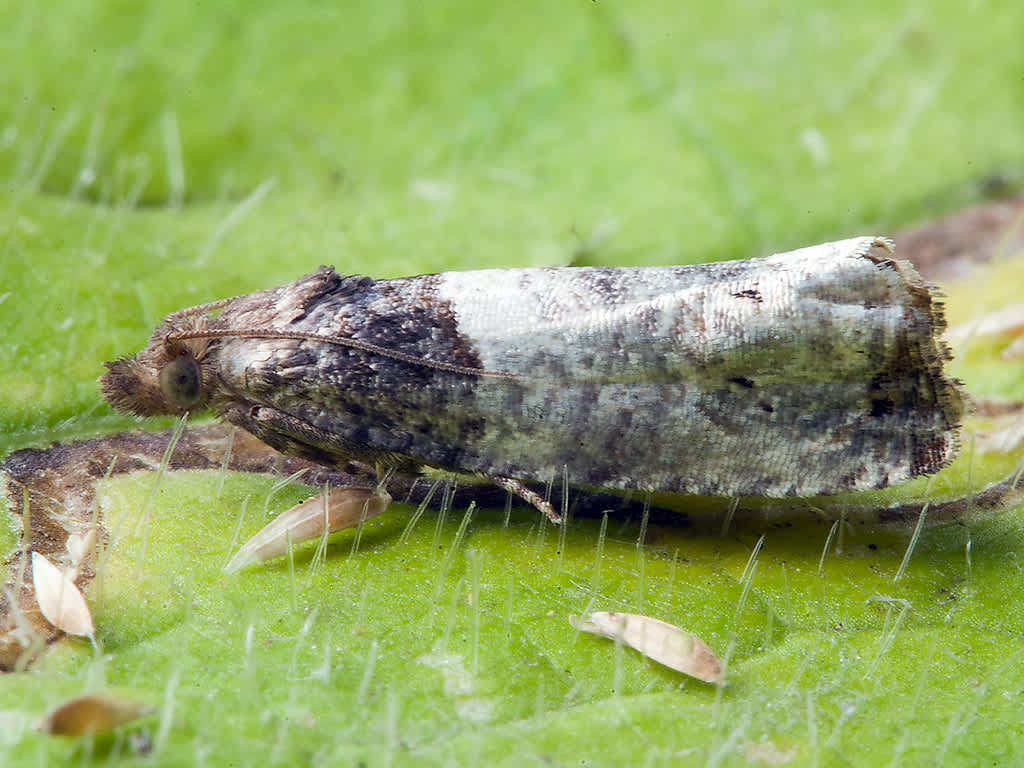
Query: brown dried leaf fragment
38 693 154 736
570 611 723 684
225 486 391 573
895 193 1024 281
31 552 95 638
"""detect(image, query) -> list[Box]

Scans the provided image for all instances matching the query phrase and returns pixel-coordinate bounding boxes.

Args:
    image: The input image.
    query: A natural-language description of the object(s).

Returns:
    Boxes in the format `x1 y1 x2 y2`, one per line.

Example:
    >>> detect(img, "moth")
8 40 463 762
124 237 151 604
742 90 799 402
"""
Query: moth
101 237 964 523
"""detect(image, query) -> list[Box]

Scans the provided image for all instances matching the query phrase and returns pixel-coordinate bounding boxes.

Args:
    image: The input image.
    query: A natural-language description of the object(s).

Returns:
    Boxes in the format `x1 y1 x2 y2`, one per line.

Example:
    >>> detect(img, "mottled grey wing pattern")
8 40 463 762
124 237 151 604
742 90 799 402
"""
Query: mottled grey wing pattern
190 237 961 497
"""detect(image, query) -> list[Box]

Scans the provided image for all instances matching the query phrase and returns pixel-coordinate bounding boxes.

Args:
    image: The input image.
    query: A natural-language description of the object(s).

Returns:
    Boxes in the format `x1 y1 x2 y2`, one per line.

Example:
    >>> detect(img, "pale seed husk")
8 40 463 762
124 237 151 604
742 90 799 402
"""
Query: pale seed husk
570 611 723 684
225 486 391 572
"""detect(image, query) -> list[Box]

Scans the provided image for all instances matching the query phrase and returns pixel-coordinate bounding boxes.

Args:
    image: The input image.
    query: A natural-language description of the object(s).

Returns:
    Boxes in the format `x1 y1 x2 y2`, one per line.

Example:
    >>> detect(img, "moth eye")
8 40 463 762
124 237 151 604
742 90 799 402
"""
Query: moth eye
159 355 202 410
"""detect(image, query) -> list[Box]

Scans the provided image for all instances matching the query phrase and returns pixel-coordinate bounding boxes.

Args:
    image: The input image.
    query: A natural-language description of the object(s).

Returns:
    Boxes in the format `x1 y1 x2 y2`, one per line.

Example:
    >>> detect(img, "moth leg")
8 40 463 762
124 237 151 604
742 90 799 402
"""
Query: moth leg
492 476 562 524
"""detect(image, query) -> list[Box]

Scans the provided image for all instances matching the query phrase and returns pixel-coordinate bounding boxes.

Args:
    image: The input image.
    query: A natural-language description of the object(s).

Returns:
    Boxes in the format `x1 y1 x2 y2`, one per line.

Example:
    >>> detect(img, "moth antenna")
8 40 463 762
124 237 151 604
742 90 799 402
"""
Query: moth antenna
167 328 520 379
163 296 236 322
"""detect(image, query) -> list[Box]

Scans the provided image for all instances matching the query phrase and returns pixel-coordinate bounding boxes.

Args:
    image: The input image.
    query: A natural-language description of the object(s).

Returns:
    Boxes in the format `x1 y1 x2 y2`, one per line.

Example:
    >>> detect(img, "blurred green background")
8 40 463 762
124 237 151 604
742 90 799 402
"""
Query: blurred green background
2 2 1024 765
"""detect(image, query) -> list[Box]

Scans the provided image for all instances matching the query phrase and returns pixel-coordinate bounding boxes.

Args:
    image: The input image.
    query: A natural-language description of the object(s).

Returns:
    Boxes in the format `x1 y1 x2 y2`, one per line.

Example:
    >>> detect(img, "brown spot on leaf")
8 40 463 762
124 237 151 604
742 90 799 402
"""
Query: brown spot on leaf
895 194 1024 281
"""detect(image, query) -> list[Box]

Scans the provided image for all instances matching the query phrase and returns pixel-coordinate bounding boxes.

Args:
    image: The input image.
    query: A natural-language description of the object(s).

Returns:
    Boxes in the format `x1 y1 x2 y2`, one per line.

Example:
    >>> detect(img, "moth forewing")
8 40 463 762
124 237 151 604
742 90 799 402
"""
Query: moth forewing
101 236 964 521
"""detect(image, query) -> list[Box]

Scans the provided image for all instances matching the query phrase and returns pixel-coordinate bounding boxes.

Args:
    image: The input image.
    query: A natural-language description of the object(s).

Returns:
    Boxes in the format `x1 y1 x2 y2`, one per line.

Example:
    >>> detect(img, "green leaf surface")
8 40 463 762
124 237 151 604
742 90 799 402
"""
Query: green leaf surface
2 2 1024 766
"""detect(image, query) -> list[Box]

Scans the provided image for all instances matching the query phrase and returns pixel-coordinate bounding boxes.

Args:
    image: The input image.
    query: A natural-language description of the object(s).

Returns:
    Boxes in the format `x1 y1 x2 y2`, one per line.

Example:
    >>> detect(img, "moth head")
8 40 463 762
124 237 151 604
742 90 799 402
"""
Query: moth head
101 319 215 417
